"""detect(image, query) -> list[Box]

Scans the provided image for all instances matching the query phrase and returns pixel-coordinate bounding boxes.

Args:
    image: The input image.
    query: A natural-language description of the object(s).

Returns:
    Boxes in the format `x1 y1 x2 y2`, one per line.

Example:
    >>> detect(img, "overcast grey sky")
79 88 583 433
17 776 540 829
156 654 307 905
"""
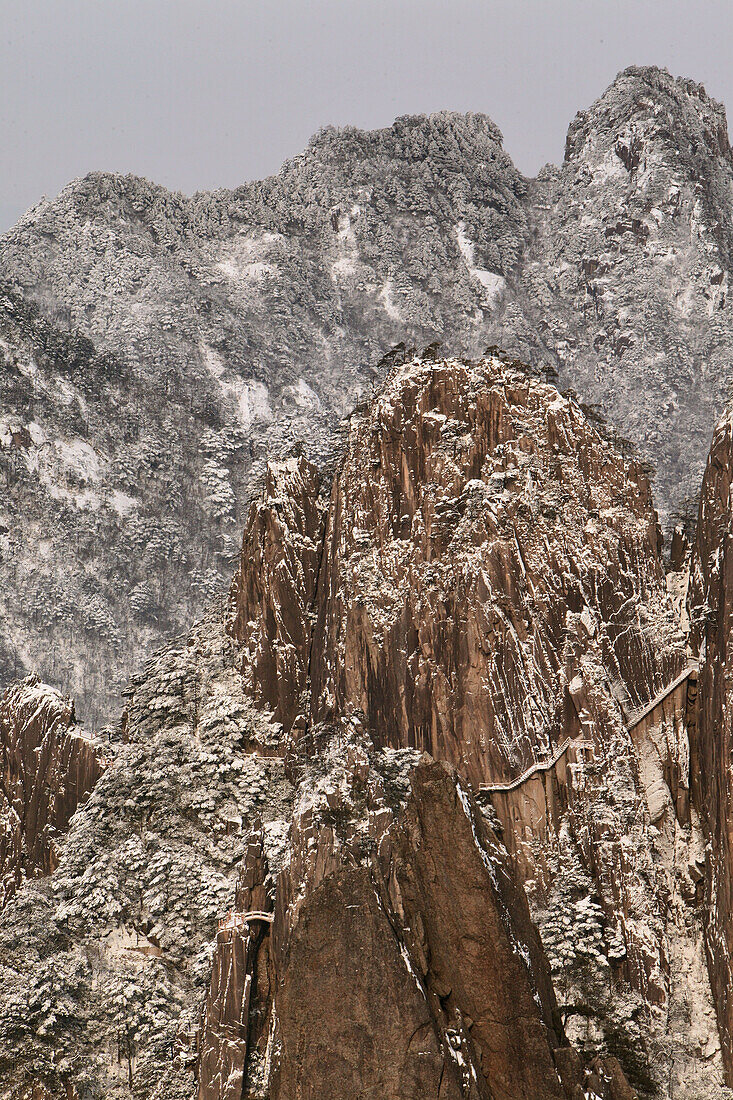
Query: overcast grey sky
3 0 733 232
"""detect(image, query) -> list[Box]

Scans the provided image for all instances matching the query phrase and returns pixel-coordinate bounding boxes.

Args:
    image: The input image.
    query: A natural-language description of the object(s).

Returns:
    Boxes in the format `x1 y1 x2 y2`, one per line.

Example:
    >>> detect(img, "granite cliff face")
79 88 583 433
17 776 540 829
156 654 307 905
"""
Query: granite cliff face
689 405 733 1078
229 456 326 735
307 356 680 782
0 675 104 907
198 738 637 1100
232 353 681 780
222 355 721 1097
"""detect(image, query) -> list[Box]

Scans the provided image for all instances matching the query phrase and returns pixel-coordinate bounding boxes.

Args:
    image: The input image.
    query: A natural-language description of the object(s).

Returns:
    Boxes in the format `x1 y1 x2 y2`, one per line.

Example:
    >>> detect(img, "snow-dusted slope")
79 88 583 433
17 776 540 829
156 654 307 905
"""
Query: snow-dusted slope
0 113 526 723
501 66 733 525
4 66 733 726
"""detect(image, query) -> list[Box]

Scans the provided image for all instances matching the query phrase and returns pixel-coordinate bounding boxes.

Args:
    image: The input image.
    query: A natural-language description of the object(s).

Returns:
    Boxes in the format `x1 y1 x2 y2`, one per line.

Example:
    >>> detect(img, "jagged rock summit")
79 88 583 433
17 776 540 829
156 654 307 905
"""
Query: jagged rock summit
0 674 104 907
508 66 733 521
232 352 680 781
0 354 726 1099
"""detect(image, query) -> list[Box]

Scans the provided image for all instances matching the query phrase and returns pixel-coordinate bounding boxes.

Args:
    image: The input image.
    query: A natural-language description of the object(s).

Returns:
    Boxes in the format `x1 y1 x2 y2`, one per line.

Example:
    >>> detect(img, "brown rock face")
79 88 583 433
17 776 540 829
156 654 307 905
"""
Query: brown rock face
196 924 253 1100
0 674 104 906
223 356 717 1097
689 407 733 1077
367 760 564 1100
272 864 461 1100
229 457 326 733
196 831 274 1100
198 737 627 1100
232 356 680 787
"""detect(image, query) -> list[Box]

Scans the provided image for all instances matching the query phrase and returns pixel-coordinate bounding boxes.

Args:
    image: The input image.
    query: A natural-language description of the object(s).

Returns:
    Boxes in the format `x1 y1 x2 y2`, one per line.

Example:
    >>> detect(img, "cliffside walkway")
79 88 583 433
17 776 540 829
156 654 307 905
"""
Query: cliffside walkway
479 662 699 796
478 739 593 794
218 910 274 934
625 661 698 733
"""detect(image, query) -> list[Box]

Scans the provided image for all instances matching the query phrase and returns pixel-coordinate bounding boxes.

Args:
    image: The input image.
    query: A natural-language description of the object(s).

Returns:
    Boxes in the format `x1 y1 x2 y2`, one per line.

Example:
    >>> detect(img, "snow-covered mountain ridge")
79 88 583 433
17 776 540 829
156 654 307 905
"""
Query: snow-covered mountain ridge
2 64 733 764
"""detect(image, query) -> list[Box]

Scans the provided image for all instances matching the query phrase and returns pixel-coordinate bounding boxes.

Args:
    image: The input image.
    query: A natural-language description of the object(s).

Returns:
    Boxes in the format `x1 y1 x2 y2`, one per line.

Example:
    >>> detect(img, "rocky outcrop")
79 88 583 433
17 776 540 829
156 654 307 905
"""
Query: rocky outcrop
197 731 635 1100
308 356 682 786
226 355 724 1097
689 405 733 1079
0 674 103 906
232 355 682 784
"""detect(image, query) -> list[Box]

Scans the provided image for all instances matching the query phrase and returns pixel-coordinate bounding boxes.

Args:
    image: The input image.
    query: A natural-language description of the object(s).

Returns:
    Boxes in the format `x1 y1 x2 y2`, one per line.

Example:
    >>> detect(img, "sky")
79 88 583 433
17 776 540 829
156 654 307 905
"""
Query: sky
3 0 733 232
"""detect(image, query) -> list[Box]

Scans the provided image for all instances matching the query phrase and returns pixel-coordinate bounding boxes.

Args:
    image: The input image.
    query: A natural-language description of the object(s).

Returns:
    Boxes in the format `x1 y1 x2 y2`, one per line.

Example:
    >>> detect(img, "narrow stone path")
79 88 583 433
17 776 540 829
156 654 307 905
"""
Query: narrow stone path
479 663 699 795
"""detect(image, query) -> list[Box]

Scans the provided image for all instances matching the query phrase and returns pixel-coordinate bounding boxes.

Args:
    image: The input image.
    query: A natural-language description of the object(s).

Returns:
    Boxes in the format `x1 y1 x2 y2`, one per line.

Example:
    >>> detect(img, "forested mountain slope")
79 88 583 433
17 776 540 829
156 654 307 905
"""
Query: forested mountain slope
0 112 526 723
3 66 733 728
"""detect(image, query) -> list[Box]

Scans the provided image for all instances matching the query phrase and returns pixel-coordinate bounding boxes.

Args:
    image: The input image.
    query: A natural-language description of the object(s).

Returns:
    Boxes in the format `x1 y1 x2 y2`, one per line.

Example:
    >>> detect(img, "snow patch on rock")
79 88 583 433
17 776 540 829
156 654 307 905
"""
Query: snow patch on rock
379 279 402 321
455 222 506 306
200 341 272 426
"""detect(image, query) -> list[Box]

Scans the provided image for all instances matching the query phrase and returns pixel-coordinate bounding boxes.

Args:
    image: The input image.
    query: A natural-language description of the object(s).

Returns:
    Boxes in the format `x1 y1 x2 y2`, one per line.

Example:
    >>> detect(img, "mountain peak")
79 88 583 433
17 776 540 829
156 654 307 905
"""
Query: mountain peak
275 109 518 195
2 170 188 246
565 64 731 166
